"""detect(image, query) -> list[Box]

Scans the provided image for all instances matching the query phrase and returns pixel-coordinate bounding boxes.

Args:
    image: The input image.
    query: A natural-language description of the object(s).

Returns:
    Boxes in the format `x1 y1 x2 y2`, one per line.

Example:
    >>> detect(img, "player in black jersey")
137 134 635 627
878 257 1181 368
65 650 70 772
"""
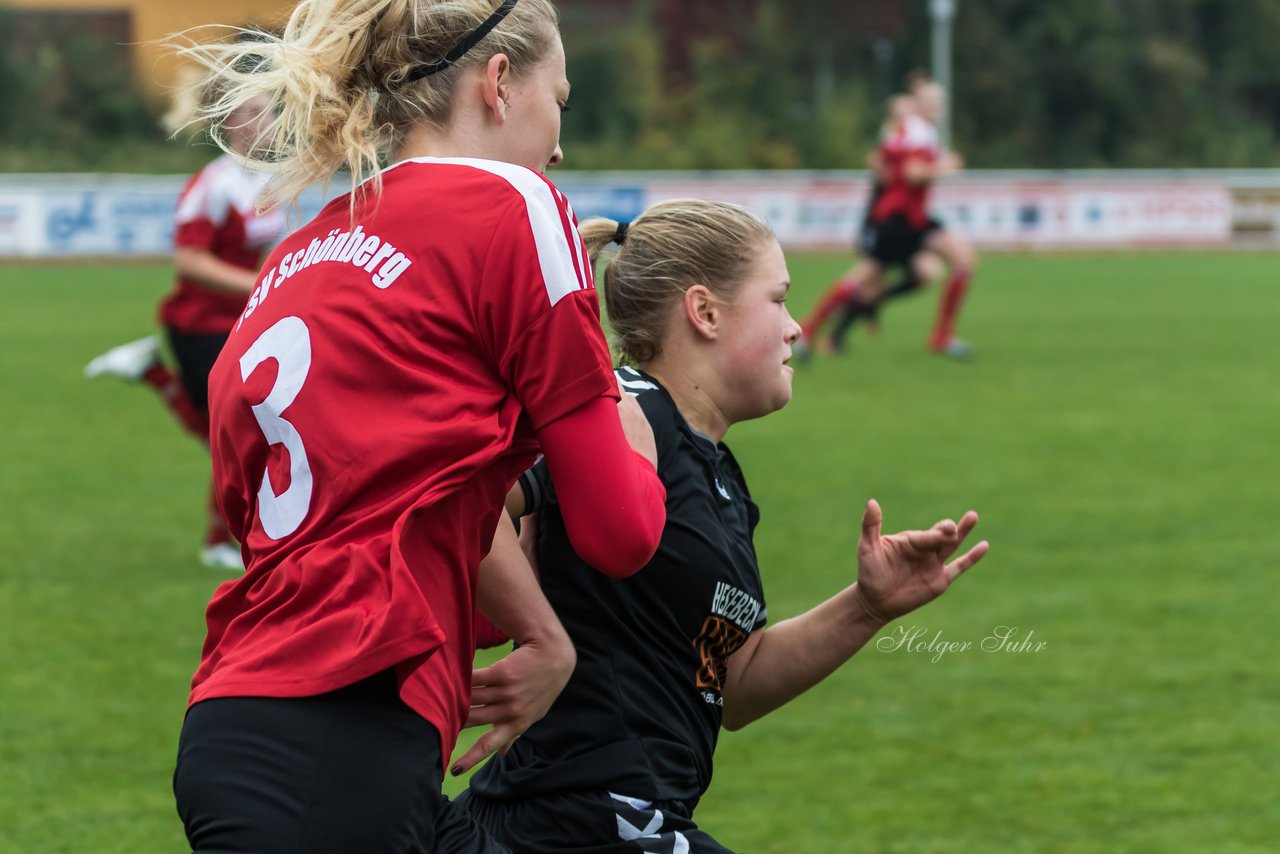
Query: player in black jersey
460 200 988 853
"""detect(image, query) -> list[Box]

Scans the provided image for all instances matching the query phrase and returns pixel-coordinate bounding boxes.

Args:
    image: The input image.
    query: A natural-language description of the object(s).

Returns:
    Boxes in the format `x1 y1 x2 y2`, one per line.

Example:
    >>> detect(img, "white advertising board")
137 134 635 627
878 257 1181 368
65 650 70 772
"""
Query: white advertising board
0 171 1248 258
931 180 1232 248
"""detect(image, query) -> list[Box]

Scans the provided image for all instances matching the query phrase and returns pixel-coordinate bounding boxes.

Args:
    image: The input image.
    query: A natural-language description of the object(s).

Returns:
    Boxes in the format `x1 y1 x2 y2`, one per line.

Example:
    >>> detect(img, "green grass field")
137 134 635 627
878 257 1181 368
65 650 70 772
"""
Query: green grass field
2 252 1278 852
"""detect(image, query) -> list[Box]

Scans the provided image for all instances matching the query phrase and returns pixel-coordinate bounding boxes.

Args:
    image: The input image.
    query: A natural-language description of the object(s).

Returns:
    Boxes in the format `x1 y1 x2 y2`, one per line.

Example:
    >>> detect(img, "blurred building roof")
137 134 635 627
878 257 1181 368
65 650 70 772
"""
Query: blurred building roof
7 0 295 95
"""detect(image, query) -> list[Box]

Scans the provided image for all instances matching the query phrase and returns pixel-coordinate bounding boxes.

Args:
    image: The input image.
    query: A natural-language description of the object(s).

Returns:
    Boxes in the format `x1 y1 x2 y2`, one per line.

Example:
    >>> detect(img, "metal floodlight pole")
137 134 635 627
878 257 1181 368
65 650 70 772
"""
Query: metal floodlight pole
929 0 956 146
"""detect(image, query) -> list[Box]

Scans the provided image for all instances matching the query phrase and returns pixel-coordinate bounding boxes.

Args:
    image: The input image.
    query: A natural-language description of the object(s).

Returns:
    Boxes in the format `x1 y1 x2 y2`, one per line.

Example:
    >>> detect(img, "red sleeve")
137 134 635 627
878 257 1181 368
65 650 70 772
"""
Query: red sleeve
174 219 218 251
500 289 618 429
537 395 667 579
475 177 618 430
173 167 224 251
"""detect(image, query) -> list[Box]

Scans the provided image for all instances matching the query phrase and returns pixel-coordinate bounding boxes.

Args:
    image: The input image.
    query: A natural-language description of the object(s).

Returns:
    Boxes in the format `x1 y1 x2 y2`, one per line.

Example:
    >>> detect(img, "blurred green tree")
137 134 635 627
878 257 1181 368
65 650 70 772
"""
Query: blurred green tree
2 1 1277 172
939 0 1280 167
0 9 207 172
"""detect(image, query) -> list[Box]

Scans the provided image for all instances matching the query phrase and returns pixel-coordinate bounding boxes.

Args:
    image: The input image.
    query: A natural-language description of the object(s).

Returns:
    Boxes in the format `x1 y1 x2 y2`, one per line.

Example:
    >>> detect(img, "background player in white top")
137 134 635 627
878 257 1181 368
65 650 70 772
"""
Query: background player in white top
84 81 284 569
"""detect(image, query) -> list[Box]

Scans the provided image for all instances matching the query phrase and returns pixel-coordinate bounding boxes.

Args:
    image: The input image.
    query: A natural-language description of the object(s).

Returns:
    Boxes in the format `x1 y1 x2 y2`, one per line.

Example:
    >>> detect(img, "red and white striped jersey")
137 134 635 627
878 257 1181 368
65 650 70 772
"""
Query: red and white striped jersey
196 158 618 767
872 115 943 229
158 154 286 334
893 114 942 156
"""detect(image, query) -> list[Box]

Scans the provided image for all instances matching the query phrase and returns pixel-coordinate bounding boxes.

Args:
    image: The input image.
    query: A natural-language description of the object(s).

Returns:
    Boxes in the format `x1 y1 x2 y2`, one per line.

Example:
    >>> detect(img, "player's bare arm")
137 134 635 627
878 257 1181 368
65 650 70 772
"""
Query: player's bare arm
174 246 258 296
903 155 948 186
718 500 987 730
457 513 575 776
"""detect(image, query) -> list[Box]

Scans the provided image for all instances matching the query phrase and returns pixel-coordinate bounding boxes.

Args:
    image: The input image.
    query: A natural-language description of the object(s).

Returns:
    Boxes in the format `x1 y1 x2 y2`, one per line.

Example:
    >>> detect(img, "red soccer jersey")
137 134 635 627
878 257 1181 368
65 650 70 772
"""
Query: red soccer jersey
158 154 286 335
871 115 942 230
195 158 618 768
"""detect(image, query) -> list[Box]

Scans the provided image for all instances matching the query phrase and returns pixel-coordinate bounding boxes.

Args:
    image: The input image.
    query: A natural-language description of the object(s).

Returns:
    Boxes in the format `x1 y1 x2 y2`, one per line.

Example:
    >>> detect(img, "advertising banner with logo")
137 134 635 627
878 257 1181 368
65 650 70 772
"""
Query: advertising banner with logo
0 172 1249 258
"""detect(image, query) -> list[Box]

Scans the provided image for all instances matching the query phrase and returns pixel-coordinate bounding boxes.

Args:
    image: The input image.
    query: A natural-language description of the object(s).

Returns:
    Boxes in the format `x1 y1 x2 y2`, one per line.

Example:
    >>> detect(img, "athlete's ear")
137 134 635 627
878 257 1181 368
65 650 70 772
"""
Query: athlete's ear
683 284 719 341
482 53 512 120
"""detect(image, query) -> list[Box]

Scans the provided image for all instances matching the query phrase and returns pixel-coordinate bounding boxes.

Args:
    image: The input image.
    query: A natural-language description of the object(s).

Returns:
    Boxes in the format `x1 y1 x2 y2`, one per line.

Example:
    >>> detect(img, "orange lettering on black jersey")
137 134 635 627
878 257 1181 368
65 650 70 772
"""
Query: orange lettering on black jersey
692 615 749 691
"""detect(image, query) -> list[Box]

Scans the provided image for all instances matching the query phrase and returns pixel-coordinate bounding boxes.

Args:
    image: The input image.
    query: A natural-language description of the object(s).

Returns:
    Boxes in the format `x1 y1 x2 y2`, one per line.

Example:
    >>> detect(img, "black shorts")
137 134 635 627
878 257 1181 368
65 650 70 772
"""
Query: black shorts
164 327 229 413
457 788 736 853
174 671 507 853
858 215 943 267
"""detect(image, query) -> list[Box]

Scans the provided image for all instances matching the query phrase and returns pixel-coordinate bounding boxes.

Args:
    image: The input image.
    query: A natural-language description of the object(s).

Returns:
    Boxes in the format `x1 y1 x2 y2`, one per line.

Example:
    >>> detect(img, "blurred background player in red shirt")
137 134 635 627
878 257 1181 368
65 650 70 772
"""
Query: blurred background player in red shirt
84 79 285 570
799 74 977 360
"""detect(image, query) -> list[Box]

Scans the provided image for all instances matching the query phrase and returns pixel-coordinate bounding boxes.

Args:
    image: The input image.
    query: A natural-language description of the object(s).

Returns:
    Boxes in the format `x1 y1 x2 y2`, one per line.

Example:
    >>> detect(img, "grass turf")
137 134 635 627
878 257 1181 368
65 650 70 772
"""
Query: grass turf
1 252 1276 852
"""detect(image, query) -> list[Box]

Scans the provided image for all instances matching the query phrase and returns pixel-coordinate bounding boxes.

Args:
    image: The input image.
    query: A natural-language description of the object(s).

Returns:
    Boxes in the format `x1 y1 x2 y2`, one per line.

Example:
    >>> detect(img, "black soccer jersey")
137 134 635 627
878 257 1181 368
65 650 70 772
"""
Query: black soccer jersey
469 367 767 807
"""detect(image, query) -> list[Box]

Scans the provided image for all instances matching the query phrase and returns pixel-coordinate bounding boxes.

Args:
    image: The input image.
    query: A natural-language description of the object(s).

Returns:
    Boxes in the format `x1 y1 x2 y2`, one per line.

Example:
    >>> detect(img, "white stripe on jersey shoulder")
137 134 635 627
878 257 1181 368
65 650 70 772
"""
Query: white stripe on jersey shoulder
902 114 940 150
388 156 588 306
176 154 269 226
614 366 658 396
550 183 590 288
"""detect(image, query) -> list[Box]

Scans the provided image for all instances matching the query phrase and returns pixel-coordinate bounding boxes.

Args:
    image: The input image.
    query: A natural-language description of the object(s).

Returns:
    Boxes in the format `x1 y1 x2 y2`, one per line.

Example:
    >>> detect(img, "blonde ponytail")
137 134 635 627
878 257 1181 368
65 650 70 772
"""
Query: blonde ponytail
165 0 560 210
579 217 625 267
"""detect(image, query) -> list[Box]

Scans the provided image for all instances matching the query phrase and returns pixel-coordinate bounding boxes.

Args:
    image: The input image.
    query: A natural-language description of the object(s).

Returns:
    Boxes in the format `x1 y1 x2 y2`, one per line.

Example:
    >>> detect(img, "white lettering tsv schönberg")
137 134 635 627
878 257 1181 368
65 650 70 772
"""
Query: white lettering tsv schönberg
238 225 413 328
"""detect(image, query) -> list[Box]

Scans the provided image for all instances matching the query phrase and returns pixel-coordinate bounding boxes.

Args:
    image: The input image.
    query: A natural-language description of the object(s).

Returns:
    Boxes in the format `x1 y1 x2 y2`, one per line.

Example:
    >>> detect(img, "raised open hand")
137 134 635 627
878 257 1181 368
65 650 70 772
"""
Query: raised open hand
852 499 988 624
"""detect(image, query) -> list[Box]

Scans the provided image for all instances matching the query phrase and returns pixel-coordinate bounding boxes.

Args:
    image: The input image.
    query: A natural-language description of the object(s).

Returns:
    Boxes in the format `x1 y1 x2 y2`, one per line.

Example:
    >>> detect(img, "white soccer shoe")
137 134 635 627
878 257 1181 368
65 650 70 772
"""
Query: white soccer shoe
84 335 160 381
201 542 245 571
936 338 974 361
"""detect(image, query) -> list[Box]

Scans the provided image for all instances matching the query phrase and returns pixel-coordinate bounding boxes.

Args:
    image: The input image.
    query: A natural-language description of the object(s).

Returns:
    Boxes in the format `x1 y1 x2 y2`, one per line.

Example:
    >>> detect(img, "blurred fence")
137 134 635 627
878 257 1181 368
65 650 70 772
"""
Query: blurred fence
2 170 1278 259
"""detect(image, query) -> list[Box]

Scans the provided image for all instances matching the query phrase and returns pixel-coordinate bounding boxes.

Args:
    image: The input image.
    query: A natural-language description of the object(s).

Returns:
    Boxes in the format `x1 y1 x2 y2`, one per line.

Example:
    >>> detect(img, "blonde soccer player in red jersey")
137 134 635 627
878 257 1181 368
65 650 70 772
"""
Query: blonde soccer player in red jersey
166 3 667 851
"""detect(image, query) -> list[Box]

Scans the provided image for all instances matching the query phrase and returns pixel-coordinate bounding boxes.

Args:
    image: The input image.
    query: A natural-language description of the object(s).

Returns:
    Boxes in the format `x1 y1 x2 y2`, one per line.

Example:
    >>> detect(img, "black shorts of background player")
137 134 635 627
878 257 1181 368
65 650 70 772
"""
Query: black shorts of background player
83 81 284 570
829 214 945 351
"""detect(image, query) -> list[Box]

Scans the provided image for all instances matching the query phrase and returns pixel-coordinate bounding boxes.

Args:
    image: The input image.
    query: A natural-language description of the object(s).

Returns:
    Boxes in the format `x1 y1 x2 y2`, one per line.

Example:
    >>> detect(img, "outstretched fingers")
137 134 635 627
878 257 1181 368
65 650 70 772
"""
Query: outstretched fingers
943 540 990 583
463 662 514 727
933 510 980 560
931 517 959 538
904 525 957 553
861 499 883 549
954 510 979 542
901 509 980 556
464 693 511 731
450 726 516 777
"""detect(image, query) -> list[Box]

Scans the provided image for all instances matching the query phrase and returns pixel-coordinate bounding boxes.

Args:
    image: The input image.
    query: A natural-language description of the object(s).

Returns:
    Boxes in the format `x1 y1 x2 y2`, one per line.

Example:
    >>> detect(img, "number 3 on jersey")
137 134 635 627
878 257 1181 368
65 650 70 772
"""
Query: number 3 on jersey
239 316 314 539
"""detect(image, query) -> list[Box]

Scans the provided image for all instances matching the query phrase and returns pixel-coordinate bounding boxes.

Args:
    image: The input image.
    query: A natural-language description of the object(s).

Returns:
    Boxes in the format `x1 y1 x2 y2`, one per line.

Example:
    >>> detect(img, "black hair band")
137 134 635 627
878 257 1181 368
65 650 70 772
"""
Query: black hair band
614 221 629 245
405 0 520 82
